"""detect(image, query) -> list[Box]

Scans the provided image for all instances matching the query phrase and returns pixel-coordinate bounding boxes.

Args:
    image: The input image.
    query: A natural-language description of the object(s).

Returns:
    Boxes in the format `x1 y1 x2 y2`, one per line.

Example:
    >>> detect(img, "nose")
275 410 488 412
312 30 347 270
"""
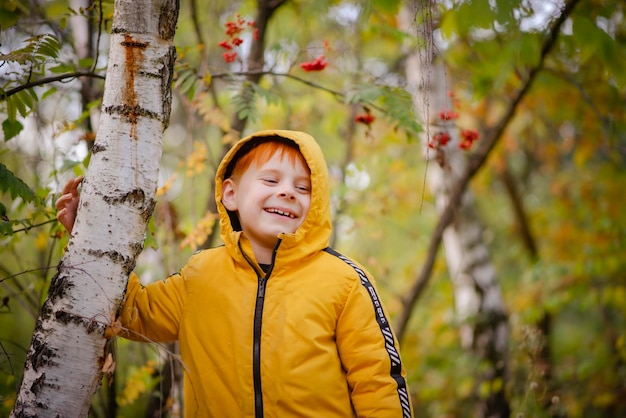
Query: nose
278 188 295 199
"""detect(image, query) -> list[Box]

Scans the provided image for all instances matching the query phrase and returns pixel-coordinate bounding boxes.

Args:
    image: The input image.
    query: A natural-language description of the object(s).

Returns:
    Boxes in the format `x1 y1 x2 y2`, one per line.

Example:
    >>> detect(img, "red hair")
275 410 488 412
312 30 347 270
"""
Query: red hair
228 139 309 179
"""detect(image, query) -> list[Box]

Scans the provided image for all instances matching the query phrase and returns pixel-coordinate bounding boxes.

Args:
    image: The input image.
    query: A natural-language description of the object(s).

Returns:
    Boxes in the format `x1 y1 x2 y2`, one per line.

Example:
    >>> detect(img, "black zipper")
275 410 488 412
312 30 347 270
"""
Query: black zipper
240 239 280 418
252 276 266 417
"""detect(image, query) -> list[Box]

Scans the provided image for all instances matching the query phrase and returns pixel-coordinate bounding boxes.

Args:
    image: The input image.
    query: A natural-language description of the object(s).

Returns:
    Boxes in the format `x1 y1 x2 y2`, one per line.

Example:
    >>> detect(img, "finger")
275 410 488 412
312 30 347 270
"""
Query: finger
72 175 84 192
55 194 70 210
56 208 75 233
55 193 76 210
68 176 84 196
61 179 75 195
61 175 84 195
56 207 67 222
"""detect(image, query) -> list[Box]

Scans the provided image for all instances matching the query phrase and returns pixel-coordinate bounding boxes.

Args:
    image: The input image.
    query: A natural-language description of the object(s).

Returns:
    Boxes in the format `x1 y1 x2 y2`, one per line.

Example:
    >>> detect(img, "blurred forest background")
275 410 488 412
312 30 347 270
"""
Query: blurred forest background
1 0 625 417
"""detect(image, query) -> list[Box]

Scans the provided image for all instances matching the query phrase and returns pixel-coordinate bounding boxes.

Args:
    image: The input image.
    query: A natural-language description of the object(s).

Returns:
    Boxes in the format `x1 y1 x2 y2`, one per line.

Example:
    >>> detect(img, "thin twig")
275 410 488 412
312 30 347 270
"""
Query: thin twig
0 71 105 101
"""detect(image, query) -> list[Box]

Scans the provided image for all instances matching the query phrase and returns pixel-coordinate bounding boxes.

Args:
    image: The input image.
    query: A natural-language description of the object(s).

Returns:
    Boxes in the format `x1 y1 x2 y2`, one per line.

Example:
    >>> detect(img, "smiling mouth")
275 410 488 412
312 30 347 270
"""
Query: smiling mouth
265 208 297 219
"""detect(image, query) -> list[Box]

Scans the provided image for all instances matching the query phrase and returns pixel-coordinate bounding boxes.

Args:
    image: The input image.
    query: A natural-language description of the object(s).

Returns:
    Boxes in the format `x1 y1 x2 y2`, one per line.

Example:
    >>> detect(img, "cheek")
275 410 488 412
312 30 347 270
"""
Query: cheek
302 198 312 215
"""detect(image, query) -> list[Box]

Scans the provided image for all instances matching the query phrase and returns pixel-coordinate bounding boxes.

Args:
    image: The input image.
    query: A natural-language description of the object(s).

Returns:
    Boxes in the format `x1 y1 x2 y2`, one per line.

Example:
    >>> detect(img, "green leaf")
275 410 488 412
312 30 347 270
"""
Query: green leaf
572 15 625 87
2 118 23 141
48 63 75 74
0 162 41 204
494 0 519 26
78 57 94 68
36 34 61 59
346 84 385 105
380 87 422 137
8 91 29 118
371 0 401 13
0 218 13 236
345 84 421 138
180 73 197 97
0 0 27 29
41 86 58 100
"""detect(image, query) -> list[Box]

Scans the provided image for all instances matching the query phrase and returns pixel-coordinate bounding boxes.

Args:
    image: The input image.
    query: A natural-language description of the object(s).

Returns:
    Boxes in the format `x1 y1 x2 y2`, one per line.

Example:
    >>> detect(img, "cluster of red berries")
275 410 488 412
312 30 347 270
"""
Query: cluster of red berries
438 109 459 121
355 112 375 125
459 129 479 150
428 91 480 151
218 14 258 63
427 131 451 149
299 55 328 72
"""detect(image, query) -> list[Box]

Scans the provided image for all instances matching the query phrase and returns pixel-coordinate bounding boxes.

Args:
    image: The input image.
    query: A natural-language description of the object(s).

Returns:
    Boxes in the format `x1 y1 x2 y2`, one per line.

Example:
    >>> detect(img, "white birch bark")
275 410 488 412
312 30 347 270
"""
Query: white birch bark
11 0 178 416
399 2 510 416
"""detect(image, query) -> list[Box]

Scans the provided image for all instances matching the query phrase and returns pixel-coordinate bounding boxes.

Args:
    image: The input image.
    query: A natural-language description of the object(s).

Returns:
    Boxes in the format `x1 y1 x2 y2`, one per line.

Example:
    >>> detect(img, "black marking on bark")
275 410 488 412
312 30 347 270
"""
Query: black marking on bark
102 188 146 207
130 240 144 256
87 248 131 266
39 299 52 320
91 143 107 154
54 310 105 335
137 70 163 80
54 309 78 325
120 39 148 49
140 198 157 222
47 271 73 303
161 46 176 127
30 333 56 371
87 317 100 334
12 406 39 418
159 0 179 40
30 372 46 394
103 104 160 120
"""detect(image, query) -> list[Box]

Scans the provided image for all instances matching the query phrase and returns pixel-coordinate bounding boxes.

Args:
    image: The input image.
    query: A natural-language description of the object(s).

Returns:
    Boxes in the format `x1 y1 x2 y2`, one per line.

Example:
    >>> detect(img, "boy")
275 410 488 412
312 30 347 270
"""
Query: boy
57 129 413 417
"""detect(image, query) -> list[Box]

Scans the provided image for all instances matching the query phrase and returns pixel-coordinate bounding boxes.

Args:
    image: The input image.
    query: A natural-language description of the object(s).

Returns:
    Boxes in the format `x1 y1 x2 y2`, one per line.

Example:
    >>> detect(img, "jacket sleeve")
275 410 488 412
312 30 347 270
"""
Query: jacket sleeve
118 271 187 343
336 275 413 417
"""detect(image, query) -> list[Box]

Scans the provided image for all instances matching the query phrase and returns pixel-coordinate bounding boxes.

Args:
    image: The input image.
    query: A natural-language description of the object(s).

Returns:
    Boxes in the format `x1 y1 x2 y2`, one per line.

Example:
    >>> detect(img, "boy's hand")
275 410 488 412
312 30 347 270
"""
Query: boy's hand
56 176 83 234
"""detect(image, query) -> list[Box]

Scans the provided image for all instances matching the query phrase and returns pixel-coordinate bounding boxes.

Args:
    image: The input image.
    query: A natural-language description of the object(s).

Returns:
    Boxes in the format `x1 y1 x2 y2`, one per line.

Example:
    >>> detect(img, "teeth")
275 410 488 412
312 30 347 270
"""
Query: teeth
266 208 295 218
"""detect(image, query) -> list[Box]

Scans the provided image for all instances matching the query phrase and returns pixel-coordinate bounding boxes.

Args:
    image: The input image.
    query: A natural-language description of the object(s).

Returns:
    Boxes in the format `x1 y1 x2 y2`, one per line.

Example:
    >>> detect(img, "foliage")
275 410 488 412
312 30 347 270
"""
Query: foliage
1 0 625 416
0 34 62 140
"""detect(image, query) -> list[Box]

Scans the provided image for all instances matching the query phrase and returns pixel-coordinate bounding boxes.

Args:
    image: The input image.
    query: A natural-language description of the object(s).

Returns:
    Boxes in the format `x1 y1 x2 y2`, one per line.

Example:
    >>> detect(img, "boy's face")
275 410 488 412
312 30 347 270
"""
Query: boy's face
222 150 312 252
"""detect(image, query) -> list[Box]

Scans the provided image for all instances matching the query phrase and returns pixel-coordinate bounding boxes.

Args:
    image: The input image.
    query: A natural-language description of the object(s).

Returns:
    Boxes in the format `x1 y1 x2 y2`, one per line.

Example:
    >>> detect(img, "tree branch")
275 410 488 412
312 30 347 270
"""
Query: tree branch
395 0 581 341
0 71 105 101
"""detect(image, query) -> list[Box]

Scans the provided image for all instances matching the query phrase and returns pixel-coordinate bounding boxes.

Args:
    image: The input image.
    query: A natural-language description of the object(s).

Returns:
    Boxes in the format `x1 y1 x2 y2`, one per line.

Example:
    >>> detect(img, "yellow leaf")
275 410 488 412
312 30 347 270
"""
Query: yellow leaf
35 231 48 251
117 360 157 407
202 72 212 86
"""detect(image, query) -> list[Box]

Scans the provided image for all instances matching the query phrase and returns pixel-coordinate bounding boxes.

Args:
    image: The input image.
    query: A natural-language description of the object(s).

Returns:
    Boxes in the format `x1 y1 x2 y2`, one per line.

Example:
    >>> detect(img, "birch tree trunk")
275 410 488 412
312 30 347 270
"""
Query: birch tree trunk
11 0 178 416
399 2 510 416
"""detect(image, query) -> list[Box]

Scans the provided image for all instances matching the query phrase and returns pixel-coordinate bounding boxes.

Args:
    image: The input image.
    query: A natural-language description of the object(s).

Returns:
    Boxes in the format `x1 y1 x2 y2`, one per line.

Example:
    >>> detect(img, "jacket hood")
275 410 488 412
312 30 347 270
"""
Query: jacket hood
215 130 332 266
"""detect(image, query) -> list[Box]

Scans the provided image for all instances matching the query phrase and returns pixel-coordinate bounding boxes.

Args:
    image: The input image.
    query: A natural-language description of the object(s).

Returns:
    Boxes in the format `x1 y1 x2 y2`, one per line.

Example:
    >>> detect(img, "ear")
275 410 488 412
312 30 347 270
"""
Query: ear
221 178 238 211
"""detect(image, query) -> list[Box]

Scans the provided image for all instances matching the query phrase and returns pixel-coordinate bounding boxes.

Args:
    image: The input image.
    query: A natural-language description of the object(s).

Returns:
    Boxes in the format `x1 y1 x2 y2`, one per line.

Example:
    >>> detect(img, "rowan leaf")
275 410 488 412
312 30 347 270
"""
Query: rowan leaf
2 118 23 141
0 162 41 204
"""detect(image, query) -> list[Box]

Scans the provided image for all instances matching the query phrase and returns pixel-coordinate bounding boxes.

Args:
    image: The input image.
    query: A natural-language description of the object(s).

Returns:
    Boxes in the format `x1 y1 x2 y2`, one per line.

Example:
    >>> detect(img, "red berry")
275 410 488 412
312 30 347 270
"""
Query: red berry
458 129 479 150
439 109 459 121
218 40 232 50
355 113 375 125
223 52 237 63
300 55 328 72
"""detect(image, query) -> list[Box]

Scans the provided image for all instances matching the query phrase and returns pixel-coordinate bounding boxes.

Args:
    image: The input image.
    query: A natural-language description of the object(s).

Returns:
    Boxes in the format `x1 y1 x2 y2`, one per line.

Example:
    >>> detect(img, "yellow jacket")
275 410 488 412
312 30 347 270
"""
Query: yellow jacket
120 130 413 417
